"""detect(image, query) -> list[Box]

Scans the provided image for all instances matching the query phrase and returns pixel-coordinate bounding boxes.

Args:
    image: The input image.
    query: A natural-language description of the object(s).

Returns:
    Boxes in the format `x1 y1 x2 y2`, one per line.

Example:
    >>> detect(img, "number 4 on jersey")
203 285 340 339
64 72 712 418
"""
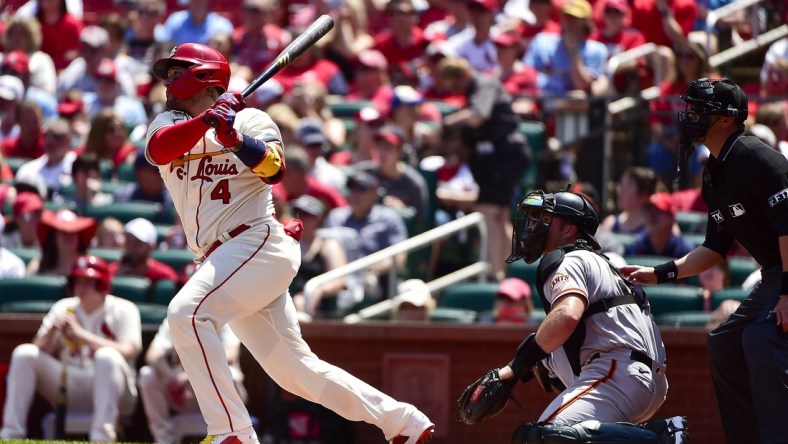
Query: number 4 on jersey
210 179 231 204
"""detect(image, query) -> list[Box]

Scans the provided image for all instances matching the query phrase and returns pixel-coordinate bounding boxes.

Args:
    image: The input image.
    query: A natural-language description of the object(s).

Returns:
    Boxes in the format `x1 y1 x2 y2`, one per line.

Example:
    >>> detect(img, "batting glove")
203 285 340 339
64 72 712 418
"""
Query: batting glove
202 104 240 147
214 92 246 112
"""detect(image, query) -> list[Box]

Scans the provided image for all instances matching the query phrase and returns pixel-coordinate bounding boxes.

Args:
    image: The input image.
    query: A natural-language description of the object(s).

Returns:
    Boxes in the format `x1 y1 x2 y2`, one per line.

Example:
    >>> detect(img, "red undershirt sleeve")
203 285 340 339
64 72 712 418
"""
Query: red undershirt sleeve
147 116 211 165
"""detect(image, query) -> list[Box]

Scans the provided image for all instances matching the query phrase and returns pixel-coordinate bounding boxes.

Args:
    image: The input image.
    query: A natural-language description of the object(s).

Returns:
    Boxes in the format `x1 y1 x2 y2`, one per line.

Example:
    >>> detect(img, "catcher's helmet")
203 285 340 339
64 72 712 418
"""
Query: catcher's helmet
507 190 600 264
153 43 230 100
68 254 110 294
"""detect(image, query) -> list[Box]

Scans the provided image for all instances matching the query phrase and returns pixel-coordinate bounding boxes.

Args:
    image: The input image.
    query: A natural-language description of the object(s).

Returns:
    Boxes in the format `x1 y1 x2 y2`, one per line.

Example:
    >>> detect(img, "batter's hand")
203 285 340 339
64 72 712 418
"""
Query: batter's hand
775 295 788 332
214 92 246 112
620 265 658 285
202 104 240 147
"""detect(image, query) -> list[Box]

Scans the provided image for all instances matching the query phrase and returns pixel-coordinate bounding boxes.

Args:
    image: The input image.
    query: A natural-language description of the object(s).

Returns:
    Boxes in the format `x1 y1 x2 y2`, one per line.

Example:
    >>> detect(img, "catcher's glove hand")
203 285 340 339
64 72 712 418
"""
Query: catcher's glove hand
456 369 519 425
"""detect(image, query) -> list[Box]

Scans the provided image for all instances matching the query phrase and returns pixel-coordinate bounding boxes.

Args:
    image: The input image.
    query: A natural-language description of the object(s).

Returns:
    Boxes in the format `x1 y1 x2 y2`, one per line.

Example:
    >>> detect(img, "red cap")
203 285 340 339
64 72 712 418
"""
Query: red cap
497 277 532 301
58 97 84 116
492 32 521 47
603 0 629 13
2 51 30 75
37 209 98 249
12 191 44 217
374 125 406 146
648 192 676 216
469 0 498 11
94 58 117 81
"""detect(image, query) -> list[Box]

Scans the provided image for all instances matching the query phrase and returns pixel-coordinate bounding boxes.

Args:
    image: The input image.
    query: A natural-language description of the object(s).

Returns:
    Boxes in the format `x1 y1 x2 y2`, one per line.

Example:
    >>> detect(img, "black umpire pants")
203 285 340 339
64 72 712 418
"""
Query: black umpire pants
707 265 788 444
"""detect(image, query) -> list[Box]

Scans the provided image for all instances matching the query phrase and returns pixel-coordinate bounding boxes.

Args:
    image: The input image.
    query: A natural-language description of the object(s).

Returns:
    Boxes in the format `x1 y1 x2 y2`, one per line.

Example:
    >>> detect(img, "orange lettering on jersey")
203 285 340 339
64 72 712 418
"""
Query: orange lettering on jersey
550 272 570 293
191 155 239 182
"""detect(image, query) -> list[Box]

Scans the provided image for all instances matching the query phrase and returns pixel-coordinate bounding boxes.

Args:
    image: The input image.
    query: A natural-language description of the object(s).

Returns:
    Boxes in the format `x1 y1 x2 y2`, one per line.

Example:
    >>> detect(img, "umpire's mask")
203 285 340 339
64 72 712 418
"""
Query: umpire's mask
507 191 555 264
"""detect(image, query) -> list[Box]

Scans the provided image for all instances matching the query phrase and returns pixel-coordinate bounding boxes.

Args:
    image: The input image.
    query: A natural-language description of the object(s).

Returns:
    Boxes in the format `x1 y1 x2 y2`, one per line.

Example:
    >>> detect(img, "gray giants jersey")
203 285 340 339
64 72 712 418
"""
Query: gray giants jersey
542 249 667 386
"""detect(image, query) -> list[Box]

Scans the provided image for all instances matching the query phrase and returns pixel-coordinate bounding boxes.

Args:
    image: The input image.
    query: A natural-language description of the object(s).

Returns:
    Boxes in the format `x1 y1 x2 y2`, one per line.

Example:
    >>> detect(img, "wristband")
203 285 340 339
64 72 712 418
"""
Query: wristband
781 272 788 295
654 261 678 283
508 333 549 378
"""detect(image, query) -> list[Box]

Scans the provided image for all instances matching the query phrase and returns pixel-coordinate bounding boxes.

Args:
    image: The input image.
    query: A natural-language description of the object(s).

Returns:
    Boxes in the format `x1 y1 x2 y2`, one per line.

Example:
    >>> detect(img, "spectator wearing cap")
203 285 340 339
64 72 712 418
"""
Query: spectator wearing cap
524 0 609 97
57 91 90 148
330 106 385 166
1 50 58 120
422 0 471 42
371 0 430 68
2 100 45 160
445 0 500 74
755 102 788 159
161 0 233 45
32 0 83 70
294 118 347 190
392 279 435 322
77 109 138 174
288 195 348 316
630 0 696 49
58 26 137 99
490 32 540 117
2 16 58 94
624 192 694 258
324 170 408 299
233 0 291 73
515 0 561 49
358 124 430 228
388 85 441 155
67 153 114 215
275 145 348 214
28 208 97 276
439 56 531 281
0 215 26 278
0 75 24 144
82 59 148 129
588 0 648 94
276 44 349 96
108 217 177 284
1 191 44 249
491 277 534 324
124 0 168 62
347 49 393 110
15 118 76 198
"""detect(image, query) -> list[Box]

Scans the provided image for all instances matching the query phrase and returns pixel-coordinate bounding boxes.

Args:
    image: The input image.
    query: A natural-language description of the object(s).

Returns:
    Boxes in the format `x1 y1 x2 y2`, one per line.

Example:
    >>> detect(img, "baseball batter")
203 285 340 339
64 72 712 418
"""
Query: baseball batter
144 43 434 444
494 190 687 443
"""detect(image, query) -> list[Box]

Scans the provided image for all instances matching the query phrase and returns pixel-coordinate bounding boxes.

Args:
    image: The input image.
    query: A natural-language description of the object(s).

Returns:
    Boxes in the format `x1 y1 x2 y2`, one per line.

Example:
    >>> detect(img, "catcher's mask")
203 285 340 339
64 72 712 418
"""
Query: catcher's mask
507 190 601 264
676 77 748 179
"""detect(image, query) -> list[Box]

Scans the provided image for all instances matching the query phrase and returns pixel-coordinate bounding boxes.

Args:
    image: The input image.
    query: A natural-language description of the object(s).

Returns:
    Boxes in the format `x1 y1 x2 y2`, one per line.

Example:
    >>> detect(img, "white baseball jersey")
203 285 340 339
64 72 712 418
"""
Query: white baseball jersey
541 249 666 387
36 296 142 369
145 108 281 258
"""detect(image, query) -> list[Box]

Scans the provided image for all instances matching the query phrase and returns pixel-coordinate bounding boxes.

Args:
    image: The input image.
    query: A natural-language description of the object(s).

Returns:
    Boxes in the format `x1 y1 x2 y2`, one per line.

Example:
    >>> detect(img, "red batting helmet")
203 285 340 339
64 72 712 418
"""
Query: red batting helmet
68 255 111 294
153 43 230 99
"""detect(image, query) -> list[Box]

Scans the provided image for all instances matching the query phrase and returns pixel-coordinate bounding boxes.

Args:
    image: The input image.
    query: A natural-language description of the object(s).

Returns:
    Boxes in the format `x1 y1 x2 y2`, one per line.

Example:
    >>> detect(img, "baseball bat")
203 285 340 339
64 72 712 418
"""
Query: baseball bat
54 306 75 439
241 14 335 99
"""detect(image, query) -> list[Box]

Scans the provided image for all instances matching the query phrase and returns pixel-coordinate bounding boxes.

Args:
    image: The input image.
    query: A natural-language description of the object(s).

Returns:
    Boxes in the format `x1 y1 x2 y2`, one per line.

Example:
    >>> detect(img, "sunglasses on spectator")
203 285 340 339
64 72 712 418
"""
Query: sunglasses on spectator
139 8 160 16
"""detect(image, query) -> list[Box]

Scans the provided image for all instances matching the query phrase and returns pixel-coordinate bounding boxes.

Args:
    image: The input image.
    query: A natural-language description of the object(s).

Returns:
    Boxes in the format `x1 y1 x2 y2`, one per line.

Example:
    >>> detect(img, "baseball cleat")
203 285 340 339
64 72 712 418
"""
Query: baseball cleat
390 411 435 444
664 416 689 444
201 426 259 444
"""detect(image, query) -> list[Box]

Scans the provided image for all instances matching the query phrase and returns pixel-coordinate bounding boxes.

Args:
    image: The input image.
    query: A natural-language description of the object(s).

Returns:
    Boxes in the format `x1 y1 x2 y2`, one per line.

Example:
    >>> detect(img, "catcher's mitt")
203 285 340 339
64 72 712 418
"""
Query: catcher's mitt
456 369 519 425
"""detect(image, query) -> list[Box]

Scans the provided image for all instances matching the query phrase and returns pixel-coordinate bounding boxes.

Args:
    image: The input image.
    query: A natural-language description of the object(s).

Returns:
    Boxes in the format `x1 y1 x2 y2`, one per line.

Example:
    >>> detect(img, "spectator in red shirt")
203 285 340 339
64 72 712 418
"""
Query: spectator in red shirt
346 49 393 112
490 32 540 118
630 0 696 49
372 0 430 68
423 0 471 41
761 58 788 100
2 100 45 159
233 0 291 73
275 146 348 213
589 0 649 93
77 109 137 175
517 0 561 49
329 106 385 166
275 44 348 95
36 0 82 71
108 218 177 284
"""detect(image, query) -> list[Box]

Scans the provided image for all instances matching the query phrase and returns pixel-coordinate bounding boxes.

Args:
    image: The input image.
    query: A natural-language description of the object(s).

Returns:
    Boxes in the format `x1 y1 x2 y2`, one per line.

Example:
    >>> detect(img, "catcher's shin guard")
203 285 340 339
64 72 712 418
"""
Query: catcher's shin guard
511 420 665 444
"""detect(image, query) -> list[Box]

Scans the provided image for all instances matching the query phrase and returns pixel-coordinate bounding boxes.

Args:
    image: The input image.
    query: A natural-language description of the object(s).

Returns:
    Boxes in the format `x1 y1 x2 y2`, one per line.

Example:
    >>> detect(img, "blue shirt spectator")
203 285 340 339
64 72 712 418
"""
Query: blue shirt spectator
524 32 608 96
623 192 694 258
161 9 233 45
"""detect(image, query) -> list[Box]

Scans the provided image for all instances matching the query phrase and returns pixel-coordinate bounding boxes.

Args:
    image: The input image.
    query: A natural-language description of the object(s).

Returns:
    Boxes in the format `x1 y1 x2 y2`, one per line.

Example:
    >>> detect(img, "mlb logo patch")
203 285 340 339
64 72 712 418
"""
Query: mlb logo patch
728 204 746 218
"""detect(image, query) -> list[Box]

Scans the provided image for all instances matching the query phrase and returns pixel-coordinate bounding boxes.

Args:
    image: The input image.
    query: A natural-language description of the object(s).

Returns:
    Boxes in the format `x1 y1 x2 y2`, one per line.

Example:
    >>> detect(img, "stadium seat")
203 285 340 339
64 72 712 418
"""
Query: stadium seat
6 246 40 265
656 311 712 328
676 211 705 233
135 302 169 325
44 200 77 212
117 161 136 182
85 201 163 224
4 156 26 175
428 100 459 117
613 232 638 250
154 223 174 245
684 234 706 249
711 287 749 310
644 285 704 316
151 249 195 272
623 255 675 269
429 307 477 323
506 261 539 286
88 247 123 263
99 159 114 180
438 282 499 312
728 257 758 287
328 101 372 118
110 275 152 303
152 279 178 305
0 275 68 303
0 300 56 314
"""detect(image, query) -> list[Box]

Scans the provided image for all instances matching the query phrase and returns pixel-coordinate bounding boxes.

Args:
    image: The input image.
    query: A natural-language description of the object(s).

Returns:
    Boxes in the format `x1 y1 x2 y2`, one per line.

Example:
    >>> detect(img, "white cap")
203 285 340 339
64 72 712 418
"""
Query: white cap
394 279 435 308
124 217 157 248
0 75 24 101
749 124 777 148
80 25 110 48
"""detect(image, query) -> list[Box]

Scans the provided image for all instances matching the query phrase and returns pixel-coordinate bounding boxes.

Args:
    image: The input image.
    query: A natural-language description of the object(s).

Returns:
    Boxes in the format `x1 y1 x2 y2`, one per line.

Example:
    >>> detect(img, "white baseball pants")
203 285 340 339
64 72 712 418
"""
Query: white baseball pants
167 222 420 440
0 344 137 441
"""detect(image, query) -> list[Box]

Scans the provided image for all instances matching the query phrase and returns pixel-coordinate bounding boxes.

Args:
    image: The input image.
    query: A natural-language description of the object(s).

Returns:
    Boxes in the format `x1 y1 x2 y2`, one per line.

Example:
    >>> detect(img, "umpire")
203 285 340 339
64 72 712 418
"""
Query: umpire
626 77 788 443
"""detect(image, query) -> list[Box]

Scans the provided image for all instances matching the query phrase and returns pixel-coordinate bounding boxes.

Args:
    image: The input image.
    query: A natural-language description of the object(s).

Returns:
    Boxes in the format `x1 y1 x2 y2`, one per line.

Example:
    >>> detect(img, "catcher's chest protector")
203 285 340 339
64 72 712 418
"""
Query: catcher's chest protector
534 241 648 376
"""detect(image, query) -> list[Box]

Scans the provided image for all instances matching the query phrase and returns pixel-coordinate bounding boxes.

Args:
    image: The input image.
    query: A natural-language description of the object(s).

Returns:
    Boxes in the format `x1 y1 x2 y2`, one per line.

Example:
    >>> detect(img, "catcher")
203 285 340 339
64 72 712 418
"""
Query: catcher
457 190 688 443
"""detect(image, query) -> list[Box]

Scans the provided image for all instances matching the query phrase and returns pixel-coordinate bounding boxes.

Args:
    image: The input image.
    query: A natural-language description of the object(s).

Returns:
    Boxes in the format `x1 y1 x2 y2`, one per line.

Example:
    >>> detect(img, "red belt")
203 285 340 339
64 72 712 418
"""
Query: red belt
200 224 251 261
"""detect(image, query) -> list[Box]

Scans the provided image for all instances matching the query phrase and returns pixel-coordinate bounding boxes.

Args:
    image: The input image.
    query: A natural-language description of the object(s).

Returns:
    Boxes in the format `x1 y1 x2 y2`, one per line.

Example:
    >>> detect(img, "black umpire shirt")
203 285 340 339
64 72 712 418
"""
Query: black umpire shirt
701 130 788 268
